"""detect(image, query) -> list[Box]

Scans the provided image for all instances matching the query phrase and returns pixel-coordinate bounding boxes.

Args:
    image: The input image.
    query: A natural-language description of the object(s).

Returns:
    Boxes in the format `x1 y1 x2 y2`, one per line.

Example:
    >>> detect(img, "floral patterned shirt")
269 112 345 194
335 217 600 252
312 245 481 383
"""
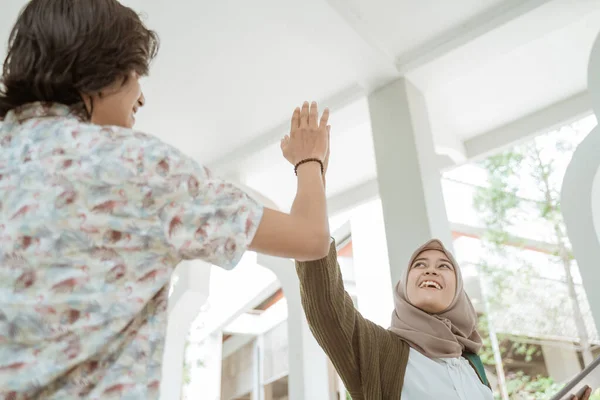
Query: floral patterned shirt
0 103 264 399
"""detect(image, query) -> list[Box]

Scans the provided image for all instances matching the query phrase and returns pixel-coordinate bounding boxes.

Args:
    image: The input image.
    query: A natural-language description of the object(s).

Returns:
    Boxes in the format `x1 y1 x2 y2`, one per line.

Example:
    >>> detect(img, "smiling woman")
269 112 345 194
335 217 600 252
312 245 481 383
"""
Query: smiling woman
295 239 493 400
390 240 482 361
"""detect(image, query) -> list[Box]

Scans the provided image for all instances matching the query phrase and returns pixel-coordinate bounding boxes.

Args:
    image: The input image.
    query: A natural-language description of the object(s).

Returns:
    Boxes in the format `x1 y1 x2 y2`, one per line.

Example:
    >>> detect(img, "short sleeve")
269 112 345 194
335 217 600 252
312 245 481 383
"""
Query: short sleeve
139 135 264 269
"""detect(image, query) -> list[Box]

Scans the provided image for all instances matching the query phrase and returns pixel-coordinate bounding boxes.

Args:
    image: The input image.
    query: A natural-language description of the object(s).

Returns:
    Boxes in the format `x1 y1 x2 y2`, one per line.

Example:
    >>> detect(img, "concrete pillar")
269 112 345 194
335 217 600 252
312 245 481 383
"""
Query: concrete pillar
561 32 600 334
257 255 331 400
350 199 394 327
181 332 224 400
541 343 582 383
366 78 453 285
161 261 212 400
253 336 264 400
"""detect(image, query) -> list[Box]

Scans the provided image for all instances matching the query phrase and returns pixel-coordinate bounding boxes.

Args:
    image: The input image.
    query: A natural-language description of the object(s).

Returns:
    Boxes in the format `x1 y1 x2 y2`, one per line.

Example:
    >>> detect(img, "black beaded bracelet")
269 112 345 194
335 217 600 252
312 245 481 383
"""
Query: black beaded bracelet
294 158 324 176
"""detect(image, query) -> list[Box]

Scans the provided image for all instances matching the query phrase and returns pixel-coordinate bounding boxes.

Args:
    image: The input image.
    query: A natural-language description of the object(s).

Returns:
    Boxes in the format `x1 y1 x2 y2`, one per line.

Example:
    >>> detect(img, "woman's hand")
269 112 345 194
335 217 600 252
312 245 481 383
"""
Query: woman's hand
281 101 330 167
570 386 593 400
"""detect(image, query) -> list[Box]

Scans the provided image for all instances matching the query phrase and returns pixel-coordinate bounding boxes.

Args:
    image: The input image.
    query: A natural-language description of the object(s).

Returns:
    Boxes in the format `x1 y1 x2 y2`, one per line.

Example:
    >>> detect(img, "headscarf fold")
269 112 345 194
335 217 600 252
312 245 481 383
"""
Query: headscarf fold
389 239 482 358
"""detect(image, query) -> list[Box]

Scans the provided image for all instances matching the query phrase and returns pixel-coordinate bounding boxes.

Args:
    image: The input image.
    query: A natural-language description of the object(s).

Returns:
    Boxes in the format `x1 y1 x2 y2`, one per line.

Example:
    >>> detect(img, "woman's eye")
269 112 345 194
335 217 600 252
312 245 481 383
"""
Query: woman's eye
413 262 425 268
439 264 451 269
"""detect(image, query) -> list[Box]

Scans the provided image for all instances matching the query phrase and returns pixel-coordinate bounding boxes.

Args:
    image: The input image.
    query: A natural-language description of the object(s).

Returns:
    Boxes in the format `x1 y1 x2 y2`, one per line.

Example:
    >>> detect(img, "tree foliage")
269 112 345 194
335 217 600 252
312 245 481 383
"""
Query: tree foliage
471 124 594 398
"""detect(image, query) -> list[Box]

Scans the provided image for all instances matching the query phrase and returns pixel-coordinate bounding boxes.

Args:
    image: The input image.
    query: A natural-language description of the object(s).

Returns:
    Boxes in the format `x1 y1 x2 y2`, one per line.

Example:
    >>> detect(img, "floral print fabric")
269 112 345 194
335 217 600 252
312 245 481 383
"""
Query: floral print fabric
0 103 263 399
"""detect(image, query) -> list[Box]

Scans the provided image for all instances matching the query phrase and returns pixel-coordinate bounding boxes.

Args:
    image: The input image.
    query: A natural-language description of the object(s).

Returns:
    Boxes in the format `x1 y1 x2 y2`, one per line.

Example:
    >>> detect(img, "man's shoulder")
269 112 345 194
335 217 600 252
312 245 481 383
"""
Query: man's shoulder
70 124 189 161
91 126 211 180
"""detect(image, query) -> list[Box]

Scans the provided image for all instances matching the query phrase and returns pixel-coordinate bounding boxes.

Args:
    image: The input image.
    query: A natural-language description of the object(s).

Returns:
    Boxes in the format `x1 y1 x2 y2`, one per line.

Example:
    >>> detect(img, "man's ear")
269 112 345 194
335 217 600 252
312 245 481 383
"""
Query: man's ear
79 92 97 119
80 93 92 113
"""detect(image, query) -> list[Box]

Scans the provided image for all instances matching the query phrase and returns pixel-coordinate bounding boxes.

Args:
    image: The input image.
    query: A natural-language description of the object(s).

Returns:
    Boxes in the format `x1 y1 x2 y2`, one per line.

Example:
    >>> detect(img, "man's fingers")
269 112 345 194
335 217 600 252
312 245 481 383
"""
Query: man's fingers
300 101 309 128
290 108 300 134
309 101 318 129
319 108 330 129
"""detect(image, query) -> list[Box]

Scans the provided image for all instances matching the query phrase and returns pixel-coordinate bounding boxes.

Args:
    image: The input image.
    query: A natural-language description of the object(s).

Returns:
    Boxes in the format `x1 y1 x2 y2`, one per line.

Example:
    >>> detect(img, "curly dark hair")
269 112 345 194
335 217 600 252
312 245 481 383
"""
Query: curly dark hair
0 0 159 118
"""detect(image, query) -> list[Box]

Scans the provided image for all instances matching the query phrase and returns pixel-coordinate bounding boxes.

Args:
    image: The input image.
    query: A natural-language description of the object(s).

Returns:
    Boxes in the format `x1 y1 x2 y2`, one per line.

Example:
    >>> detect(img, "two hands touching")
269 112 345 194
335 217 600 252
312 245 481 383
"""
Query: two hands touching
280 101 331 187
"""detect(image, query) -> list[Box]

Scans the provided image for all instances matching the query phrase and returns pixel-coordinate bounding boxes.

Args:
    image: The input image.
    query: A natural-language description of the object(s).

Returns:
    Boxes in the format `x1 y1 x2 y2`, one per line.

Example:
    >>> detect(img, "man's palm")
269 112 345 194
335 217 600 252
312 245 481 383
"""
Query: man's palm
281 126 330 175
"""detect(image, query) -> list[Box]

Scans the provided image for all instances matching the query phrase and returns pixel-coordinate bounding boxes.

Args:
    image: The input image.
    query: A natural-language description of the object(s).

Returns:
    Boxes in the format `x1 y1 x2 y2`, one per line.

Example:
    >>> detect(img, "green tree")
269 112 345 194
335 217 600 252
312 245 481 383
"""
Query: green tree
472 126 594 398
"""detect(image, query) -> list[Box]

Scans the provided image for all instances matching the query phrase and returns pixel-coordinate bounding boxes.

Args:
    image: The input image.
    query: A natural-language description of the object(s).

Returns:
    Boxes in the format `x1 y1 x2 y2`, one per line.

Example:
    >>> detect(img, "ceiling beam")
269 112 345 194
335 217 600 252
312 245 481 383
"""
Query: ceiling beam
209 0 587 178
209 84 365 175
323 0 396 66
326 156 455 216
464 91 592 161
328 179 379 217
222 333 255 359
189 279 281 343
327 179 564 255
451 223 560 255
395 0 554 74
328 90 590 214
321 89 592 219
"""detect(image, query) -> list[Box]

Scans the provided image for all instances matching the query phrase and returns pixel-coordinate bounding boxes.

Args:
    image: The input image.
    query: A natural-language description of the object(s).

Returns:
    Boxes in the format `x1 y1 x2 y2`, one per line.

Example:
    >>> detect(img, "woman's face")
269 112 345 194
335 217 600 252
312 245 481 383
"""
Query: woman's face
405 249 457 314
84 72 145 129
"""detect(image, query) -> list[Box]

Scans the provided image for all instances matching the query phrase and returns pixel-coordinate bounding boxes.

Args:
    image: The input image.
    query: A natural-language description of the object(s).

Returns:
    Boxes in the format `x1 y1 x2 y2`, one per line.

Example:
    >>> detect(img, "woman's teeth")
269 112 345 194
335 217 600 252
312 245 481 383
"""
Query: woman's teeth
419 280 441 290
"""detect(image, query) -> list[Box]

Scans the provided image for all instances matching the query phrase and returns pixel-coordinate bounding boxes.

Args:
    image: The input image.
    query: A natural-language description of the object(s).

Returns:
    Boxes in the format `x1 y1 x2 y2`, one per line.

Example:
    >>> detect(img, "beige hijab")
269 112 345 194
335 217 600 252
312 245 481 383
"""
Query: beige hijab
389 239 482 359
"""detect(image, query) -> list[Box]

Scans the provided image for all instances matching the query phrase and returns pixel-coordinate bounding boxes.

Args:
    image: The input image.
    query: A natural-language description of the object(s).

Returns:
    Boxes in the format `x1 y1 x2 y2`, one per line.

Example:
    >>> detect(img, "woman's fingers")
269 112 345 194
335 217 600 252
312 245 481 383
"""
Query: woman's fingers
572 386 593 400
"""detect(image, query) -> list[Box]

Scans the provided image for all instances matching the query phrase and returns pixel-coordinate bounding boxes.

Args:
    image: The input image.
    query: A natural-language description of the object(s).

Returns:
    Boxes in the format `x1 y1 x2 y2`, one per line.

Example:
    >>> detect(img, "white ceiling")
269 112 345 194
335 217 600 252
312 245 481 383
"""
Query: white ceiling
134 0 396 164
1 0 599 209
335 0 507 57
422 3 600 140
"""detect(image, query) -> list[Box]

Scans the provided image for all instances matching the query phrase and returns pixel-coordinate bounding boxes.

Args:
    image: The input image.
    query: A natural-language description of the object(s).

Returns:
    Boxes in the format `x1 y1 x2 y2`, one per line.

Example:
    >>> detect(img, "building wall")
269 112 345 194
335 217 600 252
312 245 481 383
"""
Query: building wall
221 340 256 400
263 322 289 384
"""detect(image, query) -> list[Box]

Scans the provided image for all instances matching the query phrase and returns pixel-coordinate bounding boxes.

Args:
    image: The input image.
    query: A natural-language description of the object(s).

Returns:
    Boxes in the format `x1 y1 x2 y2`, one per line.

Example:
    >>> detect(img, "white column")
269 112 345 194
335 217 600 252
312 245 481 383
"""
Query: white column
350 199 395 327
181 332 224 400
161 261 212 400
366 78 453 285
561 32 600 334
257 255 331 400
253 336 264 400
